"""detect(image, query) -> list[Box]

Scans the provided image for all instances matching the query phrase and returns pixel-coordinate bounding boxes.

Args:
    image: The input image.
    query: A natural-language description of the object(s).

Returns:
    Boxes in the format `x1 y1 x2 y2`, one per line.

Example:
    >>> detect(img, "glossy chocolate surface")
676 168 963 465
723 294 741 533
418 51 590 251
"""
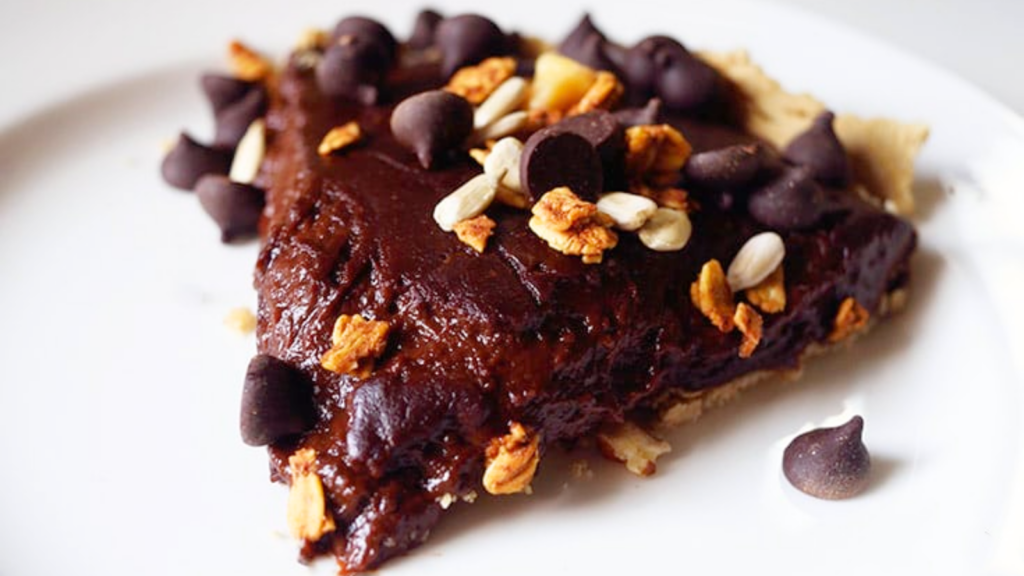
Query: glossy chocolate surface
253 51 915 571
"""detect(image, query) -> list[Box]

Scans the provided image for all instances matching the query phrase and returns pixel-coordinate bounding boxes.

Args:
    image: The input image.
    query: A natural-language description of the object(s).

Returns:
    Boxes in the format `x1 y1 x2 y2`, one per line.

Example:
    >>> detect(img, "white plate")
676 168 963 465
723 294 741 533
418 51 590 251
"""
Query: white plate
1 1 1022 575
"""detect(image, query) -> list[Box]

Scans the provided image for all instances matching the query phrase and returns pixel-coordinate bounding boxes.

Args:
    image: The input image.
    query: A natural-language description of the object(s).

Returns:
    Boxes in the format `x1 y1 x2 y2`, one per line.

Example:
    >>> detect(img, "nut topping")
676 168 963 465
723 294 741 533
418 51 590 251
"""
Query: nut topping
433 173 498 232
528 187 618 264
320 314 390 377
482 423 541 495
828 297 870 343
690 259 736 332
445 56 517 105
529 52 598 113
596 421 671 477
733 302 763 358
567 71 624 116
317 121 363 156
452 214 496 253
228 119 266 184
596 192 658 232
228 40 273 82
625 124 692 185
746 264 786 314
286 448 336 541
726 231 786 292
474 76 529 130
637 207 692 252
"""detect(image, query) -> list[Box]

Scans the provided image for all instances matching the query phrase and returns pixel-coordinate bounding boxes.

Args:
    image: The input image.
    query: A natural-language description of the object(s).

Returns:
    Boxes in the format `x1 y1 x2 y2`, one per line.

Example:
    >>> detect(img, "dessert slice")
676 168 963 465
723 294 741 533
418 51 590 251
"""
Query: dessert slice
210 11 928 574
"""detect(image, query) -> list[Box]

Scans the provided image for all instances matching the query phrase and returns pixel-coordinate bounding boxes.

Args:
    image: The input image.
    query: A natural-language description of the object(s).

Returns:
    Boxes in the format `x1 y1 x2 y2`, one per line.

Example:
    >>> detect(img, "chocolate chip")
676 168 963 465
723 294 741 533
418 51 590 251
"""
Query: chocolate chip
390 90 474 170
316 34 390 105
213 87 268 149
550 111 626 189
747 165 826 230
783 416 871 500
623 36 680 103
613 98 663 128
559 13 603 57
195 175 265 243
684 144 764 189
783 111 850 186
240 354 315 447
408 9 442 49
200 74 257 115
520 128 603 202
558 14 620 74
160 133 233 191
652 44 718 113
435 14 508 78
332 16 398 63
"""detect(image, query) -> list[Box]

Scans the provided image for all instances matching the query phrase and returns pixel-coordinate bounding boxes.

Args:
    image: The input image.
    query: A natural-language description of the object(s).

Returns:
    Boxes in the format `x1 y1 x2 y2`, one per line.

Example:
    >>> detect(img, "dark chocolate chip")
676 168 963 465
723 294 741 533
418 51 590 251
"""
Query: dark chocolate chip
684 144 764 189
623 35 683 102
652 44 718 112
195 175 265 243
558 14 620 74
240 354 315 447
613 97 664 127
435 14 508 77
390 90 474 170
783 415 871 500
200 74 257 115
559 13 604 57
316 34 390 105
783 111 850 186
332 16 398 63
160 133 233 191
747 165 826 231
550 111 626 188
520 128 603 202
213 87 268 149
408 9 442 49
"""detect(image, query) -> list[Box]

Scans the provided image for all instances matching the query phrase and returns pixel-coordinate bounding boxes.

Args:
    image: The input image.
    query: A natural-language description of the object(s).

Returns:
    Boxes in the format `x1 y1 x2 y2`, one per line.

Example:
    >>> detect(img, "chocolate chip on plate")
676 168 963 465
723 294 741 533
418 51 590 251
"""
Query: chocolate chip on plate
435 14 508 77
240 354 316 447
783 111 851 186
316 34 391 105
332 15 398 63
160 133 233 191
213 87 268 149
747 165 827 230
390 90 474 169
520 128 603 202
194 174 265 243
684 143 765 189
408 8 443 50
200 74 258 115
783 415 872 500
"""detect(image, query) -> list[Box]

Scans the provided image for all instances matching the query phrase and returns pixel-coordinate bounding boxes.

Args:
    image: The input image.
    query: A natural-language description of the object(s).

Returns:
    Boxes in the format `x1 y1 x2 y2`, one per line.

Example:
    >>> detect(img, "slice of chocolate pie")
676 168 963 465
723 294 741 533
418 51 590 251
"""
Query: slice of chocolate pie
171 10 928 574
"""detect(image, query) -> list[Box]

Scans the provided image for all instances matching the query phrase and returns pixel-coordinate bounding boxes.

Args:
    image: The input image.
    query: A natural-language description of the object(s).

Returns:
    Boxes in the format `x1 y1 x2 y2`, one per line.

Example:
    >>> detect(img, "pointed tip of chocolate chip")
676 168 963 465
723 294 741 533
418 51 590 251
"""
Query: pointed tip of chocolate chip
333 15 398 63
613 98 663 128
390 90 474 170
783 110 850 186
195 175 265 243
559 12 602 56
213 87 268 149
200 74 257 115
240 354 316 447
408 8 443 49
435 14 508 78
747 165 826 231
783 415 871 500
161 133 233 191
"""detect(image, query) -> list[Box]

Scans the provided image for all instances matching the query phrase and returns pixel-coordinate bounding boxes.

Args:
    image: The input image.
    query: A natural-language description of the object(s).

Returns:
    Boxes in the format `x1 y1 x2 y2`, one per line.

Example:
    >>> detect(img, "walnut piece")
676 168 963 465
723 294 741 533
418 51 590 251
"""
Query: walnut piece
734 302 764 358
625 124 693 185
528 187 618 264
227 40 273 82
746 264 786 314
483 423 541 495
320 314 390 377
567 71 624 116
452 214 496 253
829 297 870 343
317 122 362 156
690 259 736 332
446 57 517 105
596 421 672 477
286 448 336 541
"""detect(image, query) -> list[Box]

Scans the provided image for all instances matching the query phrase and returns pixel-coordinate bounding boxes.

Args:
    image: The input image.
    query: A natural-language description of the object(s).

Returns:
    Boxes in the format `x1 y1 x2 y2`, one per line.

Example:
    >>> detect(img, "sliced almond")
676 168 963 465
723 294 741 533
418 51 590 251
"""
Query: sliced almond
726 231 785 292
638 207 692 252
483 137 524 193
596 192 658 232
228 119 266 184
474 77 529 130
473 110 529 143
433 173 497 232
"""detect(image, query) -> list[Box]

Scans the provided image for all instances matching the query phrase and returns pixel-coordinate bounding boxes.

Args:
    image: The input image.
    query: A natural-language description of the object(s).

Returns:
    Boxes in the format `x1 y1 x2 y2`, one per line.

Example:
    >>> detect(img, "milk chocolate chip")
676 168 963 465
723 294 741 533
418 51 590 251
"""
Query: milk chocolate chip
783 416 871 500
240 354 315 447
161 133 232 191
747 165 826 230
390 90 474 169
213 87 268 149
408 9 442 49
316 34 390 105
435 14 508 77
332 16 398 63
195 175 266 243
684 144 764 189
520 128 603 202
783 111 850 186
